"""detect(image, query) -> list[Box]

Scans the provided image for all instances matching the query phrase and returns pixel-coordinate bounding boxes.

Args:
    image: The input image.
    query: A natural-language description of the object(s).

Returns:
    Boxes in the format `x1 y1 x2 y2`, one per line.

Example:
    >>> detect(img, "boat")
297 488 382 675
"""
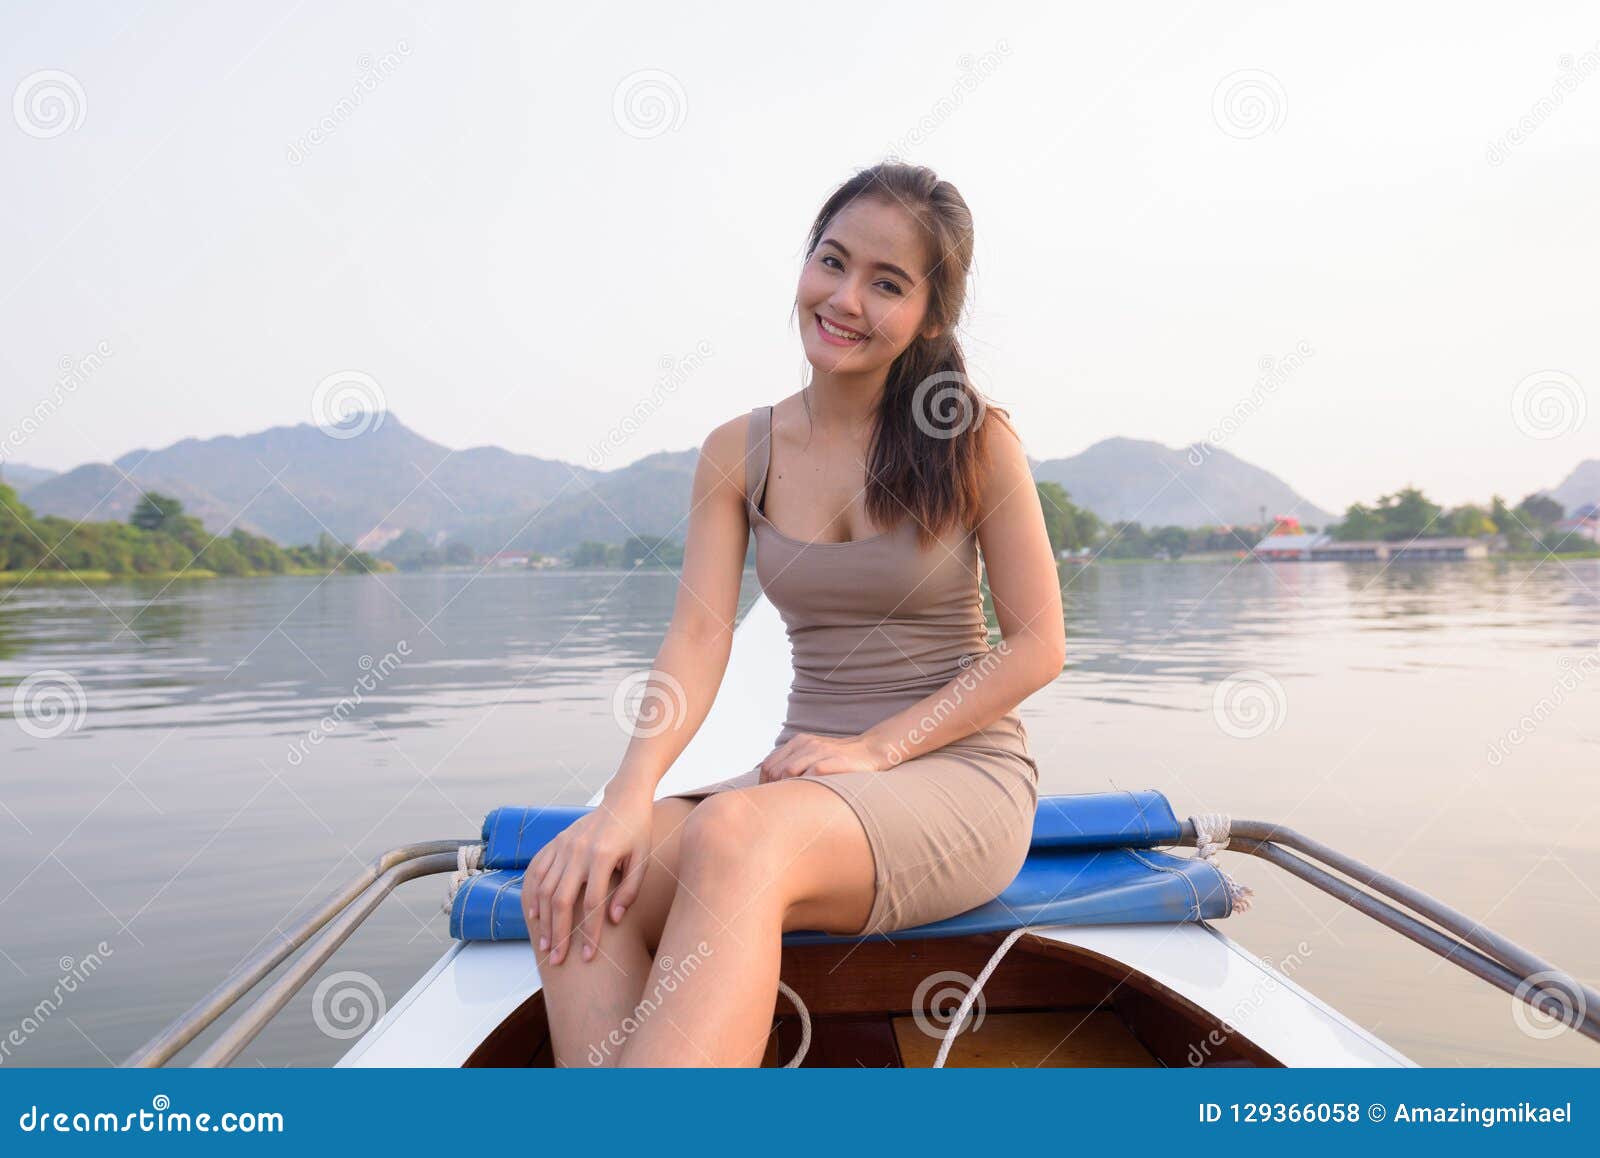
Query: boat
125 597 1599 1068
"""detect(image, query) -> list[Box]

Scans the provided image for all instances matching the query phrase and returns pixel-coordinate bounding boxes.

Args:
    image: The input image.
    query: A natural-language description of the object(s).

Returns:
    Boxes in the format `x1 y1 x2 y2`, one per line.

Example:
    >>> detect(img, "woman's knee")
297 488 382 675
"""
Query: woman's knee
678 791 779 885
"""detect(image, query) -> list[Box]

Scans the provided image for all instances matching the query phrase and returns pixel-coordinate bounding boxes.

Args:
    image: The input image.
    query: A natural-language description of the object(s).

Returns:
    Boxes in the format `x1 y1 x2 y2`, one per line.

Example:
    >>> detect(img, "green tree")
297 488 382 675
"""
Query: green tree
130 492 185 533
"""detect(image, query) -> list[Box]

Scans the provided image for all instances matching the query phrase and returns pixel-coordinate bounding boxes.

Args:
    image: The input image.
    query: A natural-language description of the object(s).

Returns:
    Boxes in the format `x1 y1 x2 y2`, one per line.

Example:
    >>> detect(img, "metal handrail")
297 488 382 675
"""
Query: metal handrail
1177 819 1600 1044
124 840 473 1068
125 811 1597 1065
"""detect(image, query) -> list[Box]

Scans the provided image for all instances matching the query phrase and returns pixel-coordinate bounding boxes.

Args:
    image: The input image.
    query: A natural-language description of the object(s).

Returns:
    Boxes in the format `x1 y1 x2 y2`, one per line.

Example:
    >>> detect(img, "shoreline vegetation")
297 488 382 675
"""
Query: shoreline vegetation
0 484 386 591
3 480 1595 589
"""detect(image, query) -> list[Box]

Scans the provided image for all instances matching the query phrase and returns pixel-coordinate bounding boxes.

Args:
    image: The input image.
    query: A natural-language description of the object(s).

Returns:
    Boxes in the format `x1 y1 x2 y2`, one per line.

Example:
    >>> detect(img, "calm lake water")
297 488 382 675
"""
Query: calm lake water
1 560 1596 1067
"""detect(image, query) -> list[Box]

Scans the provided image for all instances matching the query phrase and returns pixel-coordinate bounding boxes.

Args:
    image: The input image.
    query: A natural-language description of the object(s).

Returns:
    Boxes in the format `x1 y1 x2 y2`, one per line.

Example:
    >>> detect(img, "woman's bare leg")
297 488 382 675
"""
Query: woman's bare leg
532 796 697 1066
615 779 876 1067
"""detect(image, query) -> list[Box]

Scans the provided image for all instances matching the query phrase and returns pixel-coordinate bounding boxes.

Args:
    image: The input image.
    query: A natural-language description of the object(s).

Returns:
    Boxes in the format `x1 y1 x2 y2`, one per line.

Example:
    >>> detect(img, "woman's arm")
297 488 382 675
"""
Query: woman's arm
599 412 754 806
761 412 1064 779
528 412 755 965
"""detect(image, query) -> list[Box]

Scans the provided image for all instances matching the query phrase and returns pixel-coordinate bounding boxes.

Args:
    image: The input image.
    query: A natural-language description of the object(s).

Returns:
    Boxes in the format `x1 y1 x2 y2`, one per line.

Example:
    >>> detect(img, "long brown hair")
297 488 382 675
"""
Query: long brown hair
799 161 1011 550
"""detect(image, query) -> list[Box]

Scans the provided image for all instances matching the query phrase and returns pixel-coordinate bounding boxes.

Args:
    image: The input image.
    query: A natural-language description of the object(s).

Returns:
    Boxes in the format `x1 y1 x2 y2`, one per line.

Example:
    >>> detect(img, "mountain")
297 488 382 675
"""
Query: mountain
18 415 1340 555
20 415 594 549
1548 460 1600 516
1031 437 1336 528
0 463 58 490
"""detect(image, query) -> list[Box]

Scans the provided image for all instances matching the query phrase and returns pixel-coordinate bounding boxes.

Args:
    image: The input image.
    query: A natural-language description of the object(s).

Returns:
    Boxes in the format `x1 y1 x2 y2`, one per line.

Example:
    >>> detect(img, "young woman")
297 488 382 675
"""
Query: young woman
525 161 1066 1066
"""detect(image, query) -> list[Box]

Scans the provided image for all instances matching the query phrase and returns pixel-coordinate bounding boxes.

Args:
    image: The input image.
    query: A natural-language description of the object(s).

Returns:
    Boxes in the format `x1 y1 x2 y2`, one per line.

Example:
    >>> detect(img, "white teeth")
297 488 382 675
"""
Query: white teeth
820 317 865 341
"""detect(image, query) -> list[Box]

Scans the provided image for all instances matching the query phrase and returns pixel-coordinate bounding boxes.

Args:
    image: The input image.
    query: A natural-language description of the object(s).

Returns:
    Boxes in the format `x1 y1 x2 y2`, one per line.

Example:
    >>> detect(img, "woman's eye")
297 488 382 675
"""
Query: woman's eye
821 254 842 270
876 280 904 295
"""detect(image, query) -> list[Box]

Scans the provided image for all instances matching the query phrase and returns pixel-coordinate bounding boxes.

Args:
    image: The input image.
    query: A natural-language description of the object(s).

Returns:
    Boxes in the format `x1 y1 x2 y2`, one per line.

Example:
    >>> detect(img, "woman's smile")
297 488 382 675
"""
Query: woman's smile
816 313 869 346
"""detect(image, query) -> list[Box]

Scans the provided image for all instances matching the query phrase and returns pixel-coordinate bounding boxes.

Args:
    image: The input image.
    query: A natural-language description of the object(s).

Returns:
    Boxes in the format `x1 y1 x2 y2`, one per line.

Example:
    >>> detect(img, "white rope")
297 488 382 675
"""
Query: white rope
775 979 811 1068
442 842 484 912
1189 813 1254 913
932 926 1029 1068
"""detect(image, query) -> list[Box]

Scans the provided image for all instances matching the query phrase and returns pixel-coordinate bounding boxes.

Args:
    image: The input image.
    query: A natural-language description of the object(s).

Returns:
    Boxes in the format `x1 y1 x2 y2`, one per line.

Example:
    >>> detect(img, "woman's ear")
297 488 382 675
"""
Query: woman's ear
920 321 944 342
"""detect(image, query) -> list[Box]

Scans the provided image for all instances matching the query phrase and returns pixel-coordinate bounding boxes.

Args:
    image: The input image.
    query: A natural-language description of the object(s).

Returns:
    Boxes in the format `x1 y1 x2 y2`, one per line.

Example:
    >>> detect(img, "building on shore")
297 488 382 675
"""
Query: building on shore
1254 535 1492 562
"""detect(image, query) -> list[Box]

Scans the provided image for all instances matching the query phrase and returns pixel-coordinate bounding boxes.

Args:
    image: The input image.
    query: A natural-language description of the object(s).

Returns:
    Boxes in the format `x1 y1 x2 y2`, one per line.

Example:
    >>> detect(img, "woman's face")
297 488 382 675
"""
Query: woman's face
796 195 941 378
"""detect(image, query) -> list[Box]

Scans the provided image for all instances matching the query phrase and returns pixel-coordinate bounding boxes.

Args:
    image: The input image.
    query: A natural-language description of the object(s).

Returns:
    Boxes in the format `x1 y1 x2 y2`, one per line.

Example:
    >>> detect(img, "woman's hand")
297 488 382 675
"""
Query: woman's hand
758 732 890 782
524 785 654 966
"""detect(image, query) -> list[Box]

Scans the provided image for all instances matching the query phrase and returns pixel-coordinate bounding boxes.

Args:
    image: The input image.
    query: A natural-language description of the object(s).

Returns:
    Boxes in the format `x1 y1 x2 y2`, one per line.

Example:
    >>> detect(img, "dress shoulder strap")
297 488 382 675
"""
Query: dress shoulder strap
745 404 773 515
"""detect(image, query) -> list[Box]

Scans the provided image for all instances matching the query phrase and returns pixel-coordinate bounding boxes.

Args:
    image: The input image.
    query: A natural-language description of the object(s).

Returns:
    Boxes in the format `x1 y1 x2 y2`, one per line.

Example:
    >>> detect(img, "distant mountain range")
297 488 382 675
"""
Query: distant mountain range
4 415 1596 554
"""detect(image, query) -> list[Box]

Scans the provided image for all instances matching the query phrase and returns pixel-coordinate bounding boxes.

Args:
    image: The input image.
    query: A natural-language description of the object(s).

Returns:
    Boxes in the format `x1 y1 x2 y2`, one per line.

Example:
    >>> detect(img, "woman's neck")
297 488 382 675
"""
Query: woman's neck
803 368 886 433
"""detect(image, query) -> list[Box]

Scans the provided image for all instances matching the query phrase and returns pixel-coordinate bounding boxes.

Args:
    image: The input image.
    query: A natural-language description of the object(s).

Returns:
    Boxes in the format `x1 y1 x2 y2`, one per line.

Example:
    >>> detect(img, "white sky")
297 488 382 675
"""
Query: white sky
2 1 1597 512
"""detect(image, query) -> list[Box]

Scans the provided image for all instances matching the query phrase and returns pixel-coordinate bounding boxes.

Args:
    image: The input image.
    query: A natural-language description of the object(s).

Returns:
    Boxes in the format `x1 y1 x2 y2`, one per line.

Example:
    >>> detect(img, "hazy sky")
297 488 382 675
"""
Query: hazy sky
3 1 1597 512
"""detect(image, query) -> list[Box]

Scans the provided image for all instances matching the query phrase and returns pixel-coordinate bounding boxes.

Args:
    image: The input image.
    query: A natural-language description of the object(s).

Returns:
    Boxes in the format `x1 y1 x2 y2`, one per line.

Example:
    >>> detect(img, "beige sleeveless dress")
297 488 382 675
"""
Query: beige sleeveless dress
665 404 1040 936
